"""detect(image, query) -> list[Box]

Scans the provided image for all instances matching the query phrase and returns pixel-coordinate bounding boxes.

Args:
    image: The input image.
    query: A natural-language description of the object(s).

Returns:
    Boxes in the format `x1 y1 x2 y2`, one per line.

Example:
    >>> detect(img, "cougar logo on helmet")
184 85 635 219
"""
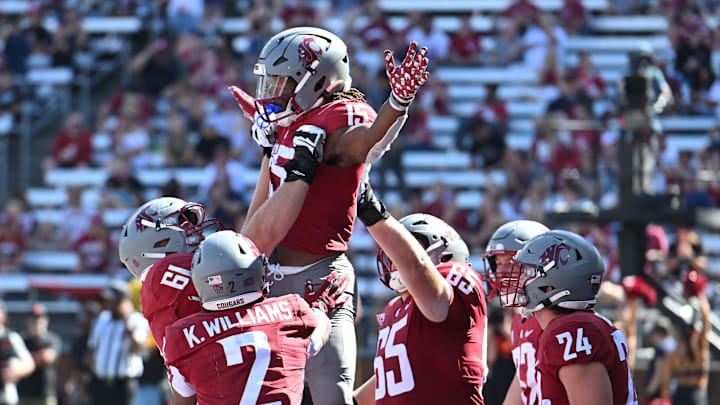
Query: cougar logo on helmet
538 243 572 266
298 37 323 67
135 207 158 232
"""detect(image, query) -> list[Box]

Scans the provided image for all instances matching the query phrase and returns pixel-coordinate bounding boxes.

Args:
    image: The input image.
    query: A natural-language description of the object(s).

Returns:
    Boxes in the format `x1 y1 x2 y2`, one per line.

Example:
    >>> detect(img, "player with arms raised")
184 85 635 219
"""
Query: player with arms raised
228 27 430 404
118 127 325 347
499 230 638 405
480 220 548 405
353 182 487 405
163 231 347 405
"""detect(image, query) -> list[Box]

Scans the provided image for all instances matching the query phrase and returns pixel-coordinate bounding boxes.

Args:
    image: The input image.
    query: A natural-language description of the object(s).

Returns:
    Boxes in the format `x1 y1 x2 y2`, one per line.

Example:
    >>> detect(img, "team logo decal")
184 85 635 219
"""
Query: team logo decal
298 37 323 67
135 206 158 232
538 243 572 266
213 284 224 294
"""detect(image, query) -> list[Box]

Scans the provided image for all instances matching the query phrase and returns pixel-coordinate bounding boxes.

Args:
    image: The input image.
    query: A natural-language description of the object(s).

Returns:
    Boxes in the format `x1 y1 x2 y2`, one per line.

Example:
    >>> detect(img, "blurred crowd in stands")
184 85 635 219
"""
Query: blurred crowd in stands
1 0 720 403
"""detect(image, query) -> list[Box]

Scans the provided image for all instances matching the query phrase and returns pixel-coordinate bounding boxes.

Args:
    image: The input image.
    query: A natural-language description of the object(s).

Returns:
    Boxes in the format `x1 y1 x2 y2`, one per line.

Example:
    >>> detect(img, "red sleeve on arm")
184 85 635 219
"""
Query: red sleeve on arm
322 101 377 134
442 263 486 329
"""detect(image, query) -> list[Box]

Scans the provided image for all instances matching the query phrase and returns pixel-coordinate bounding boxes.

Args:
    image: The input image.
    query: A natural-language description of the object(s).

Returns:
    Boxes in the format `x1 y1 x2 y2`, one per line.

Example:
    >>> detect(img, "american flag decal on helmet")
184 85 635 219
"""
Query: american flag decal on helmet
208 275 222 285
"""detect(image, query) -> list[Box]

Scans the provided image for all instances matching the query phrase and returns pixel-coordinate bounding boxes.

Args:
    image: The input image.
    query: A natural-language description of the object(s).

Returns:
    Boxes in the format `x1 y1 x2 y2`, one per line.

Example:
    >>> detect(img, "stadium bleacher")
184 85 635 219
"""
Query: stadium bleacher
24 4 720 283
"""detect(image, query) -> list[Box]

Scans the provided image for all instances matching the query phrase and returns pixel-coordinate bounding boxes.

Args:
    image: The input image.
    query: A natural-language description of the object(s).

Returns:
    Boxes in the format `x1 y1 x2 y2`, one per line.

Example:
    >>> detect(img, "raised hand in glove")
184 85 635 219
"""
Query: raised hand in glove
384 41 430 111
284 125 326 185
304 272 349 315
228 85 277 157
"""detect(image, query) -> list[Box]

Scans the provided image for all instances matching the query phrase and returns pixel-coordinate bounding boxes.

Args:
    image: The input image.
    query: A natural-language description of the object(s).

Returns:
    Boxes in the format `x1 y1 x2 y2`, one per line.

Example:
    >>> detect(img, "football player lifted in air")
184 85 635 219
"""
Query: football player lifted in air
162 231 348 405
499 230 638 405
353 181 487 405
117 126 325 347
228 27 430 404
480 220 549 405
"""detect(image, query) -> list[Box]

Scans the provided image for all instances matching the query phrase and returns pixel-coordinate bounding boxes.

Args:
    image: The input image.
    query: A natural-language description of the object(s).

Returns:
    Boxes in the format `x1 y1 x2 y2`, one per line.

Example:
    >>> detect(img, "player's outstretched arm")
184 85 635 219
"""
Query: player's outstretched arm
357 180 452 322
243 156 271 226
502 372 524 405
558 363 612 405
327 42 430 166
354 375 377 405
243 126 325 254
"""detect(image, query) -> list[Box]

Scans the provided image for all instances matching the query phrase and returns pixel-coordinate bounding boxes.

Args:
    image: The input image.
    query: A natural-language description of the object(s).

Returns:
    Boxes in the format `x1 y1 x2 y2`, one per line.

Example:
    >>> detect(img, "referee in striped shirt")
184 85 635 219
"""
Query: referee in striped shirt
87 281 149 405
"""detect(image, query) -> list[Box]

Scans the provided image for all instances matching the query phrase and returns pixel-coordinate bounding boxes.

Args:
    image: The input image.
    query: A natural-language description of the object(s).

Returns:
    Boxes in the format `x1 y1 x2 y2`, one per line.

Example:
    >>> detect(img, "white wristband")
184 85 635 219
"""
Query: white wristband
388 93 412 112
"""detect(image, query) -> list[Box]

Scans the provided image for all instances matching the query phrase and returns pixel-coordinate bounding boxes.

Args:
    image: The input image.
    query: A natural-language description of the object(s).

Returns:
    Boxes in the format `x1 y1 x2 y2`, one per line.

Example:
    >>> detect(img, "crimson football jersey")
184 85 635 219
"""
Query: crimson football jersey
163 294 318 405
510 312 542 405
374 261 487 405
140 253 201 347
537 311 638 405
269 99 377 255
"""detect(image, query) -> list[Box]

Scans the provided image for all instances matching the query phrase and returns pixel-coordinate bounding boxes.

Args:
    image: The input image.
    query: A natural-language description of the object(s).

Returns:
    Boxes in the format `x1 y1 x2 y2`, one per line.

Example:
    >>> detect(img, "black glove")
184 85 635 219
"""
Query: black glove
356 177 390 227
284 125 326 185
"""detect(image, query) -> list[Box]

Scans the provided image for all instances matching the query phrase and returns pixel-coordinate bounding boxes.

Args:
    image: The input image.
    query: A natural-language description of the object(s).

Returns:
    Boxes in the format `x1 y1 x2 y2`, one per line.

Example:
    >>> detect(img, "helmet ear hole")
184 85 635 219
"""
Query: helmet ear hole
153 238 170 248
314 76 326 92
237 244 246 255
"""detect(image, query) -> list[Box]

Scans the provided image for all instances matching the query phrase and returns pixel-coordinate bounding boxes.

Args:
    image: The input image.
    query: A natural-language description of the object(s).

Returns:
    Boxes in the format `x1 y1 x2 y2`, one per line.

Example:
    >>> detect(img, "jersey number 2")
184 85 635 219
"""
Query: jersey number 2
217 331 271 405
374 314 415 400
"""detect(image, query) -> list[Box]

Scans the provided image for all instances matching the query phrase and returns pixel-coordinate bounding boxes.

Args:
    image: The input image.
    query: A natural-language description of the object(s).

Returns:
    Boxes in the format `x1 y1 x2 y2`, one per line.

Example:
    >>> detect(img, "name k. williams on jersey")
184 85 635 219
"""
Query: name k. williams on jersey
178 300 296 349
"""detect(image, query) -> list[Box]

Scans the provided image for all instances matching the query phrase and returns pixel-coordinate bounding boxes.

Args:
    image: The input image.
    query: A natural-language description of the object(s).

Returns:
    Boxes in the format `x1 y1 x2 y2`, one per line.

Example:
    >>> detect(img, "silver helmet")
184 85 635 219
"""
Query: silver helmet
501 230 604 316
377 213 469 292
481 220 549 300
191 231 269 311
254 26 351 126
118 197 222 278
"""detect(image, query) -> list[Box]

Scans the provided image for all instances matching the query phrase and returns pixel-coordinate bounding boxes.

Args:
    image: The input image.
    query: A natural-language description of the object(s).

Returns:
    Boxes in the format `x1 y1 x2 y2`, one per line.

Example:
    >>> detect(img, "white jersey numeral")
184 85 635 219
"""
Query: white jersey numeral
216 331 271 405
374 314 415 400
159 264 191 290
445 263 479 295
555 328 592 361
611 330 638 405
347 103 369 126
511 341 540 405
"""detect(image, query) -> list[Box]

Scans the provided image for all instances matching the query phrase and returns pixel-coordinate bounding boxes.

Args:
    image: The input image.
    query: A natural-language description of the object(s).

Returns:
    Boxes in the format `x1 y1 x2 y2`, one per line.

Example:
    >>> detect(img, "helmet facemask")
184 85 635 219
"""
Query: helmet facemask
376 248 407 293
149 203 223 248
481 250 516 301
254 60 322 127
497 258 549 308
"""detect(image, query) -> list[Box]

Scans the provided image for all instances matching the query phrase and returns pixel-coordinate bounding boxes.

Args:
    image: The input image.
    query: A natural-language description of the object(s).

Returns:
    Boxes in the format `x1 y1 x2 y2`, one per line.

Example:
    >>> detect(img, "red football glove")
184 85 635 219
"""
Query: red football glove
384 41 429 111
304 272 349 315
682 269 708 298
227 85 256 121
621 275 657 307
